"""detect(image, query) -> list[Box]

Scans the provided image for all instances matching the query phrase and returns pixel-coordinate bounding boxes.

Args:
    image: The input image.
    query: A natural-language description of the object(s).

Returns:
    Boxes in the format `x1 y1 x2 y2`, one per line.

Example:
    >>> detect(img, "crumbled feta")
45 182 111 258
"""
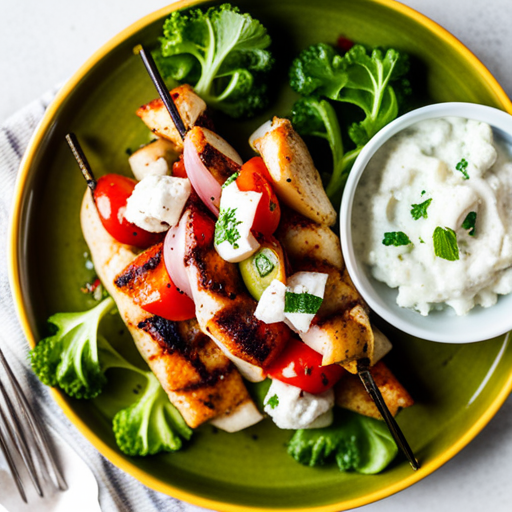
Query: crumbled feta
254 279 286 324
284 272 329 333
128 138 179 181
124 175 191 232
214 181 261 262
263 379 334 430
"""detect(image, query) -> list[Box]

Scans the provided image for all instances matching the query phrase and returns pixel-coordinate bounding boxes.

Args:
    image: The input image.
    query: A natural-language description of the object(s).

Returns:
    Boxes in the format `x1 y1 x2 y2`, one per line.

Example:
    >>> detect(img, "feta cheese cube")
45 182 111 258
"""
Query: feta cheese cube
263 379 334 430
284 272 329 333
124 175 191 232
254 279 286 324
214 181 262 263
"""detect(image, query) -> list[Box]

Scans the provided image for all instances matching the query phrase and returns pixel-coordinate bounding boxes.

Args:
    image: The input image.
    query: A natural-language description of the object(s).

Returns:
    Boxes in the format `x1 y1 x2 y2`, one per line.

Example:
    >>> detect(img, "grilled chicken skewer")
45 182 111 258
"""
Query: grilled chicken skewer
67 134 262 432
134 46 419 468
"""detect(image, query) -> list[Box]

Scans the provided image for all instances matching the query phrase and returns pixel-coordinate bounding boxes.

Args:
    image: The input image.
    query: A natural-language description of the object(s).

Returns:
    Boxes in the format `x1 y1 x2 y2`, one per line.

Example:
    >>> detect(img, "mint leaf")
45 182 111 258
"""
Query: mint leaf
433 227 459 261
410 198 432 220
462 211 477 236
382 231 412 247
456 158 469 180
284 292 323 314
266 394 279 409
214 207 242 248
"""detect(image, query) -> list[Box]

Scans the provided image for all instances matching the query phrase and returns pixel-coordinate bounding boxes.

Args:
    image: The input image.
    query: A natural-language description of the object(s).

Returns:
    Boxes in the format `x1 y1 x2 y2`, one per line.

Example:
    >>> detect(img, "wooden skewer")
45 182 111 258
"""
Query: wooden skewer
357 358 420 471
65 133 97 192
133 44 188 141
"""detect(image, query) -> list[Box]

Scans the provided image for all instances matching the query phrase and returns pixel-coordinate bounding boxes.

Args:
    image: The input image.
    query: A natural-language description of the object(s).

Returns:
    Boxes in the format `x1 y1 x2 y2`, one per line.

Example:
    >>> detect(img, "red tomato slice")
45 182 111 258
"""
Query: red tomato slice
267 338 344 394
172 156 188 178
94 174 163 248
123 243 195 321
236 157 281 236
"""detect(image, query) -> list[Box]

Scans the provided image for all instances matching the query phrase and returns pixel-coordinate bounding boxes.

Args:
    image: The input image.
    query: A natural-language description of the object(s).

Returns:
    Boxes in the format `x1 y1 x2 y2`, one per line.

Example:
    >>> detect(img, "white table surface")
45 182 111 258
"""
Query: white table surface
1 0 511 511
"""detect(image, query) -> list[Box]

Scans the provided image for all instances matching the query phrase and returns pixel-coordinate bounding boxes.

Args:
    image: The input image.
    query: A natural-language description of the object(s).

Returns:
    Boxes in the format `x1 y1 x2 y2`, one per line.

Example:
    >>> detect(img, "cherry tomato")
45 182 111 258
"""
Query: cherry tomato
123 243 195 321
172 155 188 178
236 157 281 236
267 338 344 394
94 174 163 248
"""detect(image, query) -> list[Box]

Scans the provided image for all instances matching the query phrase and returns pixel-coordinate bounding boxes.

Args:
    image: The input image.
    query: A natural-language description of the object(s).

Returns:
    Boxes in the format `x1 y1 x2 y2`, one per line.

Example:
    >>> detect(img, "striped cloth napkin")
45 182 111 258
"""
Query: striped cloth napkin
0 90 208 512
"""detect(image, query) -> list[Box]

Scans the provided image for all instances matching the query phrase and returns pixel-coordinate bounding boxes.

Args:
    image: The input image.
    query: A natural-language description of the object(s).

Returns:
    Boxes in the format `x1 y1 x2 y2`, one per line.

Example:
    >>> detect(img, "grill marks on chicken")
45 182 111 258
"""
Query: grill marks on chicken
183 199 290 377
81 191 257 429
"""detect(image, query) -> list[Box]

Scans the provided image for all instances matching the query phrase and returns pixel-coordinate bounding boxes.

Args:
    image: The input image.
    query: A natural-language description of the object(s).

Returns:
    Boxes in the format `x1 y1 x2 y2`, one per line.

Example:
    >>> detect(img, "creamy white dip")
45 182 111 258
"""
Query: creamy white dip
353 117 512 316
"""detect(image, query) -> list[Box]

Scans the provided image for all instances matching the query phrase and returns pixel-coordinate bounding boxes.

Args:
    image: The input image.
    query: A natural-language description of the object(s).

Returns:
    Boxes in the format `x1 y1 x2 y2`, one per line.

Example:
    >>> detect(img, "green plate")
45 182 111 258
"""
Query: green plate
9 0 512 510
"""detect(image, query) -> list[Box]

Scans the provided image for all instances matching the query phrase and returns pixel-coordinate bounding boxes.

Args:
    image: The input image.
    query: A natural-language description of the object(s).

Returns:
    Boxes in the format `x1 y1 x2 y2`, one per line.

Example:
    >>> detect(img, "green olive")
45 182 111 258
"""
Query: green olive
239 246 285 300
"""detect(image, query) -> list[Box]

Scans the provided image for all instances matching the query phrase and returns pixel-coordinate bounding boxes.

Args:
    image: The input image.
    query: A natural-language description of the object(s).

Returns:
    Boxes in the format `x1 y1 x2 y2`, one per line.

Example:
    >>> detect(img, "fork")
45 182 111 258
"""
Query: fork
0 347 67 502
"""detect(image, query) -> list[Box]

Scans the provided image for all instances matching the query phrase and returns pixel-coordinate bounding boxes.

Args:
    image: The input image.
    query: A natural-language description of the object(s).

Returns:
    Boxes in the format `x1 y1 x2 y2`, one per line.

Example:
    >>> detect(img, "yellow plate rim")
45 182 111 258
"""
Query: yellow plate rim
8 0 512 510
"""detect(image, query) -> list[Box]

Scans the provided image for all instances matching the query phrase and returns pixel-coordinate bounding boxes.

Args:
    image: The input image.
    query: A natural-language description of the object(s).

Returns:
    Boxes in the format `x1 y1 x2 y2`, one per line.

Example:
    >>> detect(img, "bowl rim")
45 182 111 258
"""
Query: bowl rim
7 0 512 511
340 102 512 343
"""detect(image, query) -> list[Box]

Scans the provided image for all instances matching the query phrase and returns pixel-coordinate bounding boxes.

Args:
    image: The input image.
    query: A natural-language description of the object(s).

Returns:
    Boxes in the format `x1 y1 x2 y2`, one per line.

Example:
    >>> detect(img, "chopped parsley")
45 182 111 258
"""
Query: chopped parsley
419 237 425 244
214 207 242 248
433 227 459 261
462 211 477 236
382 231 412 247
222 172 239 189
284 292 323 315
456 158 470 180
254 253 274 277
410 198 432 220
266 394 279 409
421 190 426 196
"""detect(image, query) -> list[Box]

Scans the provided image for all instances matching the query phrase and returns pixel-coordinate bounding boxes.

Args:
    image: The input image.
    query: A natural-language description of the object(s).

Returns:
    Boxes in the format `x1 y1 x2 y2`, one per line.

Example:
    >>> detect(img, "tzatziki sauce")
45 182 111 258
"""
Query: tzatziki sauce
352 117 512 316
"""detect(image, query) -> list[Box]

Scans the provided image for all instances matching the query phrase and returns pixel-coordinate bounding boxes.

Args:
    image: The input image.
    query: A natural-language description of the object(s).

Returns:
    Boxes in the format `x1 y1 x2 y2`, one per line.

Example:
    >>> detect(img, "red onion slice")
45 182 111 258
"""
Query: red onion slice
184 135 222 217
163 211 193 299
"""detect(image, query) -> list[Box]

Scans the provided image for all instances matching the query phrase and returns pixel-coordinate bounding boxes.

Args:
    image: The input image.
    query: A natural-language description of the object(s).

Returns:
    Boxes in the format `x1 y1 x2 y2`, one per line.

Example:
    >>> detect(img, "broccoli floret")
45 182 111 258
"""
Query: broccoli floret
291 97 361 199
289 43 410 198
113 371 192 457
157 3 273 118
287 409 398 474
30 297 116 399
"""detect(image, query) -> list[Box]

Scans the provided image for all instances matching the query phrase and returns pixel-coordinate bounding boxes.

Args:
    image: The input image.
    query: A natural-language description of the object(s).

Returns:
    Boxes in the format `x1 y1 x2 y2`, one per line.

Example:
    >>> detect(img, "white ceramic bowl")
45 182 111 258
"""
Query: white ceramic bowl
340 102 512 343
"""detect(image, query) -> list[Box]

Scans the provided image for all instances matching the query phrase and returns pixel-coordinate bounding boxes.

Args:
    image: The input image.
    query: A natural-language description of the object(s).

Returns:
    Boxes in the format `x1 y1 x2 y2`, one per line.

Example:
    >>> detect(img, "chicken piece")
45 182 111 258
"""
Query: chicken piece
335 361 414 419
253 117 336 226
136 84 208 151
128 138 179 181
276 209 376 371
81 190 261 430
181 199 290 382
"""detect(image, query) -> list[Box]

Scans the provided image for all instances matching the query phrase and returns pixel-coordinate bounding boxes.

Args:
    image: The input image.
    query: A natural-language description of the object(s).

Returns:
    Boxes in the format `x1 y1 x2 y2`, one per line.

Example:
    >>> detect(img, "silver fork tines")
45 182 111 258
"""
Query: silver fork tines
0 347 67 502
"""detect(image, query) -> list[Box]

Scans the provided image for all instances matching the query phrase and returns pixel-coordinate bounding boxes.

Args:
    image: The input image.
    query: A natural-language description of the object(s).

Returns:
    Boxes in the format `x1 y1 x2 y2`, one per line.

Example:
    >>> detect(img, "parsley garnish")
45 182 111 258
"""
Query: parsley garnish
421 190 426 196
382 231 412 247
214 208 242 248
456 158 469 180
222 172 239 189
433 227 459 261
284 292 323 314
411 198 432 220
419 237 425 244
255 253 274 277
462 211 477 236
266 394 279 409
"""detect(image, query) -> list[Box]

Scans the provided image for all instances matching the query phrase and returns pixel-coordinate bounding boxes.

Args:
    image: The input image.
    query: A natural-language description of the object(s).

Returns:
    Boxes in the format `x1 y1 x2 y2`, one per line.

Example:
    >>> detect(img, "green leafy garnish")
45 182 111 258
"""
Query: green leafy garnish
214 207 242 248
222 172 239 189
287 409 398 474
462 211 477 236
433 227 459 261
284 292 323 314
255 253 274 277
382 231 412 247
156 4 273 118
266 394 279 409
419 237 425 244
410 198 432 220
456 158 469 179
421 190 426 196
